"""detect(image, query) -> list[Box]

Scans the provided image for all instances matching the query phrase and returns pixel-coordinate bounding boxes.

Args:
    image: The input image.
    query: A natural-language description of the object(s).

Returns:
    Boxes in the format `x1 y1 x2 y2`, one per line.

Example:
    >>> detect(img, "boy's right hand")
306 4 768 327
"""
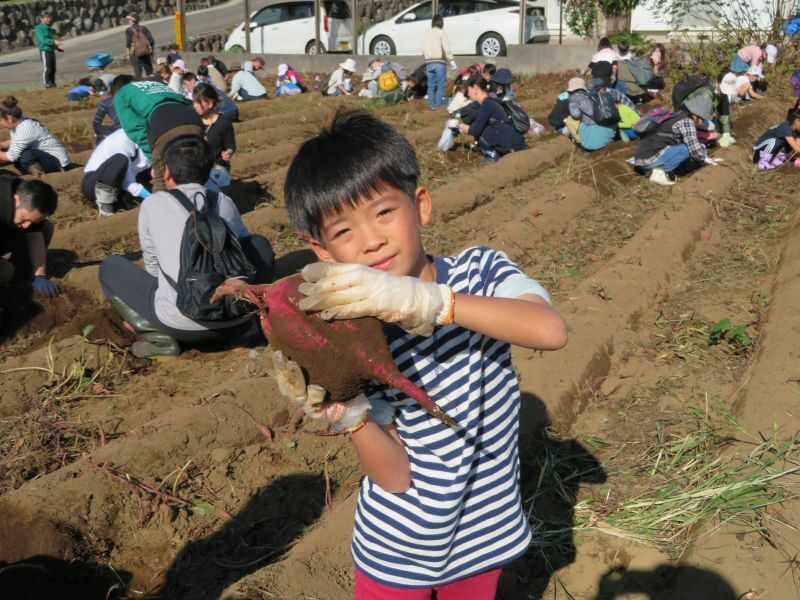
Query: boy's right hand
272 351 370 432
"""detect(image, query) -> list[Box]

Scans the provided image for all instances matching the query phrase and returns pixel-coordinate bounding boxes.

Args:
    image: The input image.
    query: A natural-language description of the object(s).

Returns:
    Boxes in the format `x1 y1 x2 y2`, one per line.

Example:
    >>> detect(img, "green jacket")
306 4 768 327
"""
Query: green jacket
35 21 56 52
112 80 188 158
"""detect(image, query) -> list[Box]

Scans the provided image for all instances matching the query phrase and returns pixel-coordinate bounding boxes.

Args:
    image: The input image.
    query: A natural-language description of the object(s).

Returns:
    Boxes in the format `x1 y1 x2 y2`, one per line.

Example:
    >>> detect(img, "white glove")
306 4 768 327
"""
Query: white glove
718 132 736 147
298 262 454 336
449 60 457 70
704 157 723 166
272 351 370 432
446 118 460 129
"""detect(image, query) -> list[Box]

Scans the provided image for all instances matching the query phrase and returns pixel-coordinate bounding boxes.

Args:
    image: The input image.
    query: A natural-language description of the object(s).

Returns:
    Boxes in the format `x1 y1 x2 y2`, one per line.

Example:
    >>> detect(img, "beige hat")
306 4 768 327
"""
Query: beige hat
156 57 167 65
567 77 586 92
340 58 357 73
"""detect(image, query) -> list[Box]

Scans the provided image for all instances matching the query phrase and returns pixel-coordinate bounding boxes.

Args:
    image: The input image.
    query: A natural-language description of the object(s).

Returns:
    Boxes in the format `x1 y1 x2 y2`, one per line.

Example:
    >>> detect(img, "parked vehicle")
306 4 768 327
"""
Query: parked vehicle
358 0 548 58
225 0 353 54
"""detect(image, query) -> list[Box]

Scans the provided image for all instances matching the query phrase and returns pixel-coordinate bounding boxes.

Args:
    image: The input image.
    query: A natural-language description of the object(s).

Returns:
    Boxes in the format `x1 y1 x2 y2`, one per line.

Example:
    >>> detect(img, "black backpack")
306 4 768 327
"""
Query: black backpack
500 99 531 134
161 189 256 321
315 71 335 95
589 90 620 126
672 75 714 110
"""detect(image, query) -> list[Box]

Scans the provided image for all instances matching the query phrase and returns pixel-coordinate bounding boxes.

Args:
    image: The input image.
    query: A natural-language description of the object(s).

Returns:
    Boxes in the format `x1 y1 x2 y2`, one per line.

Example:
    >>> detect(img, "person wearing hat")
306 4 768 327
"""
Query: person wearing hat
166 44 182 66
730 43 776 74
168 59 186 95
35 11 63 89
675 76 734 147
565 76 634 151
125 13 155 79
326 58 357 97
275 64 305 96
633 96 720 186
489 68 515 102
720 67 765 104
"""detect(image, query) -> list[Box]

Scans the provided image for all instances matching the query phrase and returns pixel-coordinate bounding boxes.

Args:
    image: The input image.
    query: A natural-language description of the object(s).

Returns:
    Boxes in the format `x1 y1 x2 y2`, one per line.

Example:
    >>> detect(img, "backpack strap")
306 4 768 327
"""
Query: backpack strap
158 188 219 290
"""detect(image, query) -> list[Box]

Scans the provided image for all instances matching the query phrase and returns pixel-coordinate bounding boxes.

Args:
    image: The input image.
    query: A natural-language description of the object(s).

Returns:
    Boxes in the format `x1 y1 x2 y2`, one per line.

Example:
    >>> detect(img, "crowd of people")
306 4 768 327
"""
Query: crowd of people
3 9 798 600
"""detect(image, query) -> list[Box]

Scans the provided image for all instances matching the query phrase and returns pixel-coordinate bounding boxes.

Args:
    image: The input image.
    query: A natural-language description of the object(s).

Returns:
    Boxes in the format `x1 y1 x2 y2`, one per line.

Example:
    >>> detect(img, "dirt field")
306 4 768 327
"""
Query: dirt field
1 73 800 600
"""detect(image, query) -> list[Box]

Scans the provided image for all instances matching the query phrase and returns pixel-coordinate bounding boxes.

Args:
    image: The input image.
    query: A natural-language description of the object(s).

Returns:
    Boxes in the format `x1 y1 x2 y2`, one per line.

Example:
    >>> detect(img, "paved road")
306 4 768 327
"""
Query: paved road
0 0 271 92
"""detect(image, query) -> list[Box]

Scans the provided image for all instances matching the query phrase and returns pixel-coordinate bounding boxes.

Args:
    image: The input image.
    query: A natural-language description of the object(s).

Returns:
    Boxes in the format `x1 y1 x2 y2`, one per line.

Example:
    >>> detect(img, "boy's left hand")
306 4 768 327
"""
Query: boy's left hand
298 262 454 336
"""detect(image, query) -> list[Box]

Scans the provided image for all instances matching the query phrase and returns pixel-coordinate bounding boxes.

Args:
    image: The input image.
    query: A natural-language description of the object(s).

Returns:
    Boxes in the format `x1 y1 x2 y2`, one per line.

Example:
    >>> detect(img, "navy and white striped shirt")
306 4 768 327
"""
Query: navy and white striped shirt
353 246 549 588
7 117 70 167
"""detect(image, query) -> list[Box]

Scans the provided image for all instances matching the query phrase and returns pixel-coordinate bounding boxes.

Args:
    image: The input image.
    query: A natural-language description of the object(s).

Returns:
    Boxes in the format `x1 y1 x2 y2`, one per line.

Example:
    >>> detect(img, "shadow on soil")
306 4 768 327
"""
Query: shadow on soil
152 472 326 600
0 555 130 600
499 391 608 599
592 565 738 599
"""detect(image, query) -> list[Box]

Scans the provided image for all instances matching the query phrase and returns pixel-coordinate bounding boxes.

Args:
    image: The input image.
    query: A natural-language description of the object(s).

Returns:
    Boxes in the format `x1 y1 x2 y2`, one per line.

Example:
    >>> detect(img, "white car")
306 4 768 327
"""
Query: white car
358 0 549 58
224 0 353 54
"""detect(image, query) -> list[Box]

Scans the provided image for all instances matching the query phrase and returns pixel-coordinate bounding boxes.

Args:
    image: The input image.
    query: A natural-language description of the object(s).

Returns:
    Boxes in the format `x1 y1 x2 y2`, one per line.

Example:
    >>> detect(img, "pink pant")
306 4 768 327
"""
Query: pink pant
354 567 502 599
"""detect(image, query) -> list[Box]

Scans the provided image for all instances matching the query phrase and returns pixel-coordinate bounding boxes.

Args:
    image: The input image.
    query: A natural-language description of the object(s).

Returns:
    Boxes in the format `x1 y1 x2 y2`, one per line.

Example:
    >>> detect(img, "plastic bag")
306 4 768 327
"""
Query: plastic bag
529 118 545 136
437 126 455 152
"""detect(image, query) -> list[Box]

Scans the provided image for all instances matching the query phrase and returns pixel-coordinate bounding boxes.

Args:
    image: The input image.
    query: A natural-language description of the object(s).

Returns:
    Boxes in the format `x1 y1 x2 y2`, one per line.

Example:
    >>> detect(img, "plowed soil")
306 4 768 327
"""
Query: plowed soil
2 74 800 600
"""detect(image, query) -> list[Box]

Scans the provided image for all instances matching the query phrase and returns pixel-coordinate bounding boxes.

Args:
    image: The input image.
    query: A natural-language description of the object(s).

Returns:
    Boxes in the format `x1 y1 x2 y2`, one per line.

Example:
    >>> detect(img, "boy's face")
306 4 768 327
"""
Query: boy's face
309 186 433 280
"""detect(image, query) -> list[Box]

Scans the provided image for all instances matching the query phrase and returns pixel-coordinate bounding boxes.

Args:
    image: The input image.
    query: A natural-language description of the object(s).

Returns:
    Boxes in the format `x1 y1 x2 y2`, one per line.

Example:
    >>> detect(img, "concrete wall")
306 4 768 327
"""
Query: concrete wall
179 43 592 75
0 0 226 53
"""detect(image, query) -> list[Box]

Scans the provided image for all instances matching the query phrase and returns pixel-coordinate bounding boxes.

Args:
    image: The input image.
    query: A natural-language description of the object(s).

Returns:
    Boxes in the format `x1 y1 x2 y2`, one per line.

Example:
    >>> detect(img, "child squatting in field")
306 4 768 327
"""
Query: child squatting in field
273 109 568 597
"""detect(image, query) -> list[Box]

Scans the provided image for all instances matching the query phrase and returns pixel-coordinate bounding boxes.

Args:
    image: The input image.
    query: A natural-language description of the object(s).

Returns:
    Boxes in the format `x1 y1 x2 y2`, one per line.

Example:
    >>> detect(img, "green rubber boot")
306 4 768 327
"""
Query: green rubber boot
109 297 180 358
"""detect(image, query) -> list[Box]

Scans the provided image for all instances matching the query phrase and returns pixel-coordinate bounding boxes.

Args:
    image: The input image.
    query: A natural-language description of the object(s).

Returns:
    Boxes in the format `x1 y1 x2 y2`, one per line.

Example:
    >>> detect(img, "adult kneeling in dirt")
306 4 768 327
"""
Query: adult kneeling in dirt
81 128 152 217
0 177 60 300
632 96 720 186
457 74 526 164
98 136 274 358
0 97 70 176
565 77 635 152
111 74 203 191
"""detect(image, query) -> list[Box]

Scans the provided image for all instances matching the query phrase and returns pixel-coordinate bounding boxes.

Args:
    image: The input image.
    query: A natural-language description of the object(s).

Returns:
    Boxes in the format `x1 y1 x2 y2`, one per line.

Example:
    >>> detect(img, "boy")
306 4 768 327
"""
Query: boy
752 109 800 169
273 110 568 595
35 10 63 89
98 135 274 357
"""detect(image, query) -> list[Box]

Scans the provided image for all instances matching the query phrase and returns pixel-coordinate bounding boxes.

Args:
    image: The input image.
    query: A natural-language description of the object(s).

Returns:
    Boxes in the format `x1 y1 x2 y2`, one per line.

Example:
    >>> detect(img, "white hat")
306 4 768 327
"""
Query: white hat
766 44 778 63
277 63 288 76
719 72 738 97
361 69 377 82
340 58 357 72
567 77 586 92
156 57 167 65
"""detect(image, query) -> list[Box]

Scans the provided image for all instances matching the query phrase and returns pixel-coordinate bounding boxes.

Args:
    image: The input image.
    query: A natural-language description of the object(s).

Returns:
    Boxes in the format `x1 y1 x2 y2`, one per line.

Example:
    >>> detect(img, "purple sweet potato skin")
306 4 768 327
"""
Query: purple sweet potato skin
214 275 456 426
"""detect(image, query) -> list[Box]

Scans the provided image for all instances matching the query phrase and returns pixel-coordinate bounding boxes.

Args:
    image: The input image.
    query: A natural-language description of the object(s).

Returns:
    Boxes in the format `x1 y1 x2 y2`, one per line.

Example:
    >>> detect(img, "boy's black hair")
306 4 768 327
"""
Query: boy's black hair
162 135 213 185
16 179 57 215
617 40 630 53
598 37 611 50
787 108 800 122
78 77 91 87
197 64 209 76
465 73 489 92
482 63 496 76
284 109 419 239
110 74 135 96
182 71 197 83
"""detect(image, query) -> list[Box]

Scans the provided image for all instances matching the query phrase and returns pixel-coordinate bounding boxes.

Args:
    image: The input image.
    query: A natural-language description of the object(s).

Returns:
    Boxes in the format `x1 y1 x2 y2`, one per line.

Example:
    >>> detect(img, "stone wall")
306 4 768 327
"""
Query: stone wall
0 0 226 53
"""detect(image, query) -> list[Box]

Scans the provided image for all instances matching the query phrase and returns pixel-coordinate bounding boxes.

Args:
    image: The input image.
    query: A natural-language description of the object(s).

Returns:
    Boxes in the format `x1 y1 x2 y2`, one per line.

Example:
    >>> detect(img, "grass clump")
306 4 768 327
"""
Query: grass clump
526 405 800 565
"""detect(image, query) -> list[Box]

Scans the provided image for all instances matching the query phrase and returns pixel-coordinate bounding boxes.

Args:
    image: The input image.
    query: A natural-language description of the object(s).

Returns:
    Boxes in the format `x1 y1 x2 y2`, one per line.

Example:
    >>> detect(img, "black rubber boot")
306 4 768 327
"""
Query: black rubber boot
108 296 180 358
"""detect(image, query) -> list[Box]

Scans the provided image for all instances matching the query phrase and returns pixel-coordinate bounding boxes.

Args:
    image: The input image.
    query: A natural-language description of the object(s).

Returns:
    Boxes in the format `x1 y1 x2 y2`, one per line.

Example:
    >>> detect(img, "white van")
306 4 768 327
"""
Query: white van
224 0 353 54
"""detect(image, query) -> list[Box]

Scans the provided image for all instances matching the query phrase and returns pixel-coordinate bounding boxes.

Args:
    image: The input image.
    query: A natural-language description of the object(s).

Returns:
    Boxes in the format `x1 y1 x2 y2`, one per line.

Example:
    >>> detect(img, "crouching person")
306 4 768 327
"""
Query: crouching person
633 96 718 186
0 177 60 297
98 135 275 358
457 74 525 164
81 128 151 216
565 77 634 151
752 109 800 170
